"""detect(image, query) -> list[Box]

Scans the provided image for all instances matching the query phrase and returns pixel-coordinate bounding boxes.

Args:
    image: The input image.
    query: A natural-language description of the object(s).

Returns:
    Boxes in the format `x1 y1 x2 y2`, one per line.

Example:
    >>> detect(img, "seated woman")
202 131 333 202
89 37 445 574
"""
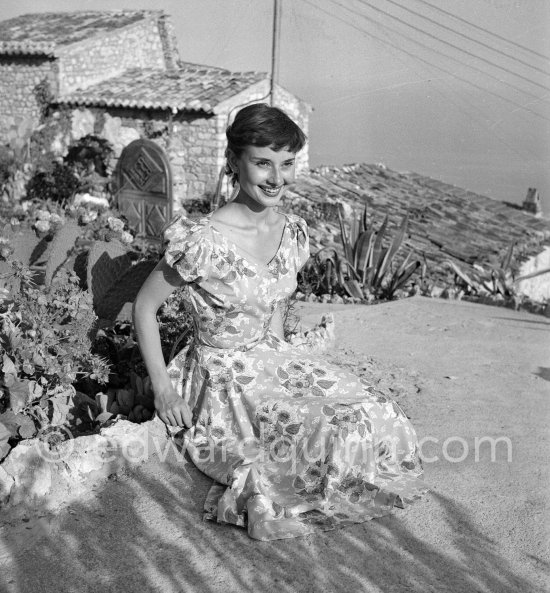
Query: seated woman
133 103 427 541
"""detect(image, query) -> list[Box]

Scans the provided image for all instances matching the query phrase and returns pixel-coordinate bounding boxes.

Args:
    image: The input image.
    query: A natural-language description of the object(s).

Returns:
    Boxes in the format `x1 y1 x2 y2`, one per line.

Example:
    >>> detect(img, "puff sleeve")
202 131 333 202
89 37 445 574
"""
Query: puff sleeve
289 214 310 272
163 215 212 283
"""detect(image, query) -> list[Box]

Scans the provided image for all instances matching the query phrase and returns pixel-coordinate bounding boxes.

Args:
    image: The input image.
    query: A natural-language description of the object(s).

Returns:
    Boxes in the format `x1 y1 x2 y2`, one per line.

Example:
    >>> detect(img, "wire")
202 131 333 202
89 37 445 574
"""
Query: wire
415 0 550 62
329 0 544 110
331 0 546 105
378 24 543 162
356 0 550 93
382 0 550 78
329 0 550 107
302 0 550 122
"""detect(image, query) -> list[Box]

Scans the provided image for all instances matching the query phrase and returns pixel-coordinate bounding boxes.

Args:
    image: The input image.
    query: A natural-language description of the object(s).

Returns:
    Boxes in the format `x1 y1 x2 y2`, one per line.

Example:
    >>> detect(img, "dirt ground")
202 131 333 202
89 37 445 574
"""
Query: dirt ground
0 296 549 593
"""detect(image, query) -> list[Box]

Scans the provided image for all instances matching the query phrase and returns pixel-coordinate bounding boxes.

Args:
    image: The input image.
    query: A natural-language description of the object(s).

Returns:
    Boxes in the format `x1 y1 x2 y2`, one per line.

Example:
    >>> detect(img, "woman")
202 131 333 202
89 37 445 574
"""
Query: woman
133 103 427 541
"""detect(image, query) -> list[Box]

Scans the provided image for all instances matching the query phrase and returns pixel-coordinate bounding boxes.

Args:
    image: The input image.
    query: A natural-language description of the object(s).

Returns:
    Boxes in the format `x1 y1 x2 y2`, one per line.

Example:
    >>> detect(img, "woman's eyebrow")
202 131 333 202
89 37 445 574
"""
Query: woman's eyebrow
249 156 295 163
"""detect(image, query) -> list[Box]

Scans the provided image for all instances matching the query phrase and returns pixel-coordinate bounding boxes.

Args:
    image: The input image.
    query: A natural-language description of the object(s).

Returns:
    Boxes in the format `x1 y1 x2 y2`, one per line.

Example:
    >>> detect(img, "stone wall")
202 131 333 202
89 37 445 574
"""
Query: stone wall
169 115 220 207
273 84 311 175
518 245 550 301
58 106 221 208
56 18 166 95
24 86 310 211
0 56 56 140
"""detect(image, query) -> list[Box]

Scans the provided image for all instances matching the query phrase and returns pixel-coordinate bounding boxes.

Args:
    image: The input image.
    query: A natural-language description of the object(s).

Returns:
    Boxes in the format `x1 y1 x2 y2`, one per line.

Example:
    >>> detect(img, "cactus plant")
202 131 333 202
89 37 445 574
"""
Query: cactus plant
86 239 130 308
94 260 157 323
44 220 81 287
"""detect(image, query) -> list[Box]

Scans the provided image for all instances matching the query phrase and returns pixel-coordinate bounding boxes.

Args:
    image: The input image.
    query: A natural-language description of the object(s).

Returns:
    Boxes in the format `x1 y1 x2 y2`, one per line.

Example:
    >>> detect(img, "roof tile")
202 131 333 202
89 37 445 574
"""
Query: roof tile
56 62 266 113
0 11 160 56
283 163 550 283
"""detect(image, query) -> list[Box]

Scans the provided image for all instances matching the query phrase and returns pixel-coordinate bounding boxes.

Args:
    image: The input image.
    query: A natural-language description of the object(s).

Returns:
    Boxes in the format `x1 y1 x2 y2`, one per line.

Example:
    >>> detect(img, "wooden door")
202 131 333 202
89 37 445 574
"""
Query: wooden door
115 139 172 238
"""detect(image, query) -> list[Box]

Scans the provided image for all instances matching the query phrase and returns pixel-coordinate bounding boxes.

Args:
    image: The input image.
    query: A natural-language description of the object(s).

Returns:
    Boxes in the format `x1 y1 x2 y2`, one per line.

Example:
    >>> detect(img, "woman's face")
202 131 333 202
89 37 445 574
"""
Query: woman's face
231 145 297 209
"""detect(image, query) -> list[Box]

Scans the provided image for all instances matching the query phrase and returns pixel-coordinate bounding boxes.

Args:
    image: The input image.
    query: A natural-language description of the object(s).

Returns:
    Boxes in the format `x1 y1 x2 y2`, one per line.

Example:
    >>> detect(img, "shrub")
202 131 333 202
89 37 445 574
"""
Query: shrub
26 134 114 206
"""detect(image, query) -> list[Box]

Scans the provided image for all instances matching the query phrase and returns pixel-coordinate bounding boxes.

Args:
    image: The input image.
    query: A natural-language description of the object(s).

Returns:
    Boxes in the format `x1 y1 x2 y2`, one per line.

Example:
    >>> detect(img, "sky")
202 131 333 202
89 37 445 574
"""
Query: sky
3 0 550 213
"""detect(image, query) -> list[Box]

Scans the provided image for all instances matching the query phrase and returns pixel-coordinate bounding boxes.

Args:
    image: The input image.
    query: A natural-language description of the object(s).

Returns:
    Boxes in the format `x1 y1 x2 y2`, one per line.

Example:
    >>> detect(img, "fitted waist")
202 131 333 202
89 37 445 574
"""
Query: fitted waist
194 332 273 353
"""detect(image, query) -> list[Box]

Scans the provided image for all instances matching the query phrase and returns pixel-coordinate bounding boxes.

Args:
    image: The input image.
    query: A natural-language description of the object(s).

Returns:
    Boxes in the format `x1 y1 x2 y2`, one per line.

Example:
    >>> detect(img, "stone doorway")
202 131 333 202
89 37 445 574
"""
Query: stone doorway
115 139 172 239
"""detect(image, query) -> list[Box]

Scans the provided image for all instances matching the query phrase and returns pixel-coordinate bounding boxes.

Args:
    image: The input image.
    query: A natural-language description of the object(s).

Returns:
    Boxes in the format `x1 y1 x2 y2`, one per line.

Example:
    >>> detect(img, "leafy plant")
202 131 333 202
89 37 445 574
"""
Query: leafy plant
64 135 113 178
446 242 550 299
337 203 421 301
298 248 348 299
0 117 34 203
26 161 80 205
26 134 114 206
0 257 112 458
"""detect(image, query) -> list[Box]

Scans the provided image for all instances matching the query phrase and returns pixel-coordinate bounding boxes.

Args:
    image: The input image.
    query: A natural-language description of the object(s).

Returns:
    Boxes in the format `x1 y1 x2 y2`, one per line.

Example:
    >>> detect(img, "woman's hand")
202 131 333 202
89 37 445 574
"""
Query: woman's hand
155 389 192 428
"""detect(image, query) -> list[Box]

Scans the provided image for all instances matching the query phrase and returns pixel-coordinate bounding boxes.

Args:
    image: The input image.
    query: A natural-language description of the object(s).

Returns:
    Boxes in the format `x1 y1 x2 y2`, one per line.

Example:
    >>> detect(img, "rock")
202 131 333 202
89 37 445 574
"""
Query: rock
100 418 170 464
431 286 444 299
0 464 14 504
71 108 95 141
2 441 53 506
60 434 118 482
0 418 172 510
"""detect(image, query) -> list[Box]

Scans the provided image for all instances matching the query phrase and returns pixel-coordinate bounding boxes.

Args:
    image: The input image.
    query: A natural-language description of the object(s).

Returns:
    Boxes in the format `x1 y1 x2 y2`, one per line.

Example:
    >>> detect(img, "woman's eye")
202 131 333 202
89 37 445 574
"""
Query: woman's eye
256 161 270 167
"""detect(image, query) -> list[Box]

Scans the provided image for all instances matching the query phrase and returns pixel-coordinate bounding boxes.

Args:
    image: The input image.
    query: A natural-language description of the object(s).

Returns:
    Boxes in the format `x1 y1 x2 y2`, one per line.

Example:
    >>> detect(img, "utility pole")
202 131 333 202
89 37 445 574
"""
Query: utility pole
270 0 281 106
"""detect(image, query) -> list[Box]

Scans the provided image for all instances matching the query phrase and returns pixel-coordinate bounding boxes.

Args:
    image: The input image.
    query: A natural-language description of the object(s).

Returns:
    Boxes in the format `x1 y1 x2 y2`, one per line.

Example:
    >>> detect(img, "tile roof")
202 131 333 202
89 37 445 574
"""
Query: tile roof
284 163 550 283
0 11 161 56
56 62 267 113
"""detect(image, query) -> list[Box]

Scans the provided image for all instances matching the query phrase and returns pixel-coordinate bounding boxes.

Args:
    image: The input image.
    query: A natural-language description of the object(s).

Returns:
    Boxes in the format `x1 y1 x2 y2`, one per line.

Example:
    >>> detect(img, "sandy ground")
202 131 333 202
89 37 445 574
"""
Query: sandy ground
0 296 549 593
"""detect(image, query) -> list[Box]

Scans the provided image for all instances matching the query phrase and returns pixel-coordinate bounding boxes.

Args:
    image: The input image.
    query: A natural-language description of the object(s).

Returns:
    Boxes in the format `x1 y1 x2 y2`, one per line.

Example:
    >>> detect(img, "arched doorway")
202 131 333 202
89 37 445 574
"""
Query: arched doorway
115 139 172 238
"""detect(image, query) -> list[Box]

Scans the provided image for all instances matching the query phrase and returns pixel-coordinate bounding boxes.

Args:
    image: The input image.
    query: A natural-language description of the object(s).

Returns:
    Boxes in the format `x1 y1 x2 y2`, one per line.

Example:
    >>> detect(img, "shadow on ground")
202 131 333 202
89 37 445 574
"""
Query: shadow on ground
491 315 550 329
534 367 550 382
0 450 542 593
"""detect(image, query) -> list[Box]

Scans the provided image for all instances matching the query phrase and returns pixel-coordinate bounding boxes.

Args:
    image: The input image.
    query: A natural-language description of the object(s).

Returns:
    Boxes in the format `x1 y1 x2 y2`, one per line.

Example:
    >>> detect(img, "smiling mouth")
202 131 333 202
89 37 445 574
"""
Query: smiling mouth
260 185 284 197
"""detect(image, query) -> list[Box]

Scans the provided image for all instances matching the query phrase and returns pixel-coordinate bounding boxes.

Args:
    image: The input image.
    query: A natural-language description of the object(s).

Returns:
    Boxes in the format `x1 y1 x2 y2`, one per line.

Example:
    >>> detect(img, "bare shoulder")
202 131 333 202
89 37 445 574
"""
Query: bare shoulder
209 204 238 227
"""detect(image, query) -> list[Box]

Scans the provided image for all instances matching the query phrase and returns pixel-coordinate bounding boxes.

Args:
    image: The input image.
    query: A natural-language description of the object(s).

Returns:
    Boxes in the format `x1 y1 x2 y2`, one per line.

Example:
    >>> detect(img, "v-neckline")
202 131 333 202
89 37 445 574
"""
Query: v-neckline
205 212 288 269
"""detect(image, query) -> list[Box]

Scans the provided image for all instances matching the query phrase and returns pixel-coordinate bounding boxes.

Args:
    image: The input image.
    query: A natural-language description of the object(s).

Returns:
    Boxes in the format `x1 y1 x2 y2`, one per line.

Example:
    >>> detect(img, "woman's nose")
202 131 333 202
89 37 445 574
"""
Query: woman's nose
268 167 283 185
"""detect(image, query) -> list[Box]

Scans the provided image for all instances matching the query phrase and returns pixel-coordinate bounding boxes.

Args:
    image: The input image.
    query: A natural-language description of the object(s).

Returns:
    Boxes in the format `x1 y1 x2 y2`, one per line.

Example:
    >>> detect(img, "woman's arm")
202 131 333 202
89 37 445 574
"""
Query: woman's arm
133 257 192 427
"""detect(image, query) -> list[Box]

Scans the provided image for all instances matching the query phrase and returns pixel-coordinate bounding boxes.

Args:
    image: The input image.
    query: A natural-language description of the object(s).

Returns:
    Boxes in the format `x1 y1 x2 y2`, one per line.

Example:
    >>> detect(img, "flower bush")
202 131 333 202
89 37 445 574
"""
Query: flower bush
0 256 112 458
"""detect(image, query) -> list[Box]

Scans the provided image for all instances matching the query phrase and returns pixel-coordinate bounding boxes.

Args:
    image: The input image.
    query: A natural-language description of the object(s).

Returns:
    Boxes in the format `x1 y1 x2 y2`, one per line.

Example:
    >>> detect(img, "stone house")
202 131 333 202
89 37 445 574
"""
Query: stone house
0 10 310 233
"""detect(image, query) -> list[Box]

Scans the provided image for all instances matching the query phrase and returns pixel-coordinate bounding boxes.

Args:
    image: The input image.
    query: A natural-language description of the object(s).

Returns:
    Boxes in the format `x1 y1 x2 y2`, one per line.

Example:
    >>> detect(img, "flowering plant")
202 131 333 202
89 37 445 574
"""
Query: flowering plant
0 257 111 458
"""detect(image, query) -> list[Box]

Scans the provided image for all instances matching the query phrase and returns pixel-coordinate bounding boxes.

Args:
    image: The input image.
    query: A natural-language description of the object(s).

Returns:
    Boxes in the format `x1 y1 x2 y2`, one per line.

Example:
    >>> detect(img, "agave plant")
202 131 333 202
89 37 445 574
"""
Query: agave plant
446 242 550 298
337 203 421 301
298 248 344 298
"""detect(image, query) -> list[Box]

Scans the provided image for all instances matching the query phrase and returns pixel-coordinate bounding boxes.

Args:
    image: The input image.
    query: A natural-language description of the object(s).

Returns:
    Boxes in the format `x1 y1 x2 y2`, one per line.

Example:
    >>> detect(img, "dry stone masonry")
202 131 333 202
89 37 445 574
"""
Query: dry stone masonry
0 10 311 210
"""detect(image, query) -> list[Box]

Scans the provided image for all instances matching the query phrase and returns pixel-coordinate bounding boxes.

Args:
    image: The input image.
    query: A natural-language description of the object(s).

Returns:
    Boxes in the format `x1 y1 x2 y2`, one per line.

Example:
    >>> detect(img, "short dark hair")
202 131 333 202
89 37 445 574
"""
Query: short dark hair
226 103 306 158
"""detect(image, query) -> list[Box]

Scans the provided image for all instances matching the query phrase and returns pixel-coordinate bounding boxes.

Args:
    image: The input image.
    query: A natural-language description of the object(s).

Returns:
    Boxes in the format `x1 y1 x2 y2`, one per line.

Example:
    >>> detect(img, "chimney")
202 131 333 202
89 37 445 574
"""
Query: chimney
522 187 542 218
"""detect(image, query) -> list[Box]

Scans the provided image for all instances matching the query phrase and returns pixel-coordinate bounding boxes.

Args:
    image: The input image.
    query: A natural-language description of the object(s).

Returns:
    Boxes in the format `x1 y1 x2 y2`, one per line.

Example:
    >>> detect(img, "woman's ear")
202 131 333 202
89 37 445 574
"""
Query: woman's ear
224 149 239 186
226 149 239 175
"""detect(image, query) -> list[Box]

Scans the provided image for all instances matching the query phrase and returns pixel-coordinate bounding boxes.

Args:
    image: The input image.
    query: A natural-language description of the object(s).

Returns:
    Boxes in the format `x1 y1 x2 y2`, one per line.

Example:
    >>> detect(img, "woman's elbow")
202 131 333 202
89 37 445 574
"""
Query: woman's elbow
133 289 156 324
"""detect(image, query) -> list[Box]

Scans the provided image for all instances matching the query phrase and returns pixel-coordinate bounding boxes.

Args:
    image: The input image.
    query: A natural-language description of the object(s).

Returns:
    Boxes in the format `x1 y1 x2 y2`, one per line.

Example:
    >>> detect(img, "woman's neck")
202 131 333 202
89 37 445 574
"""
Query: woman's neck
229 194 277 226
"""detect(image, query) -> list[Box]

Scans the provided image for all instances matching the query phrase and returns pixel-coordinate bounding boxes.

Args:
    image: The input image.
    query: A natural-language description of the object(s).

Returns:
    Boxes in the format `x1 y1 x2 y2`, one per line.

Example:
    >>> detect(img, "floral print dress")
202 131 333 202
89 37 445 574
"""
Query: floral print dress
164 212 427 541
